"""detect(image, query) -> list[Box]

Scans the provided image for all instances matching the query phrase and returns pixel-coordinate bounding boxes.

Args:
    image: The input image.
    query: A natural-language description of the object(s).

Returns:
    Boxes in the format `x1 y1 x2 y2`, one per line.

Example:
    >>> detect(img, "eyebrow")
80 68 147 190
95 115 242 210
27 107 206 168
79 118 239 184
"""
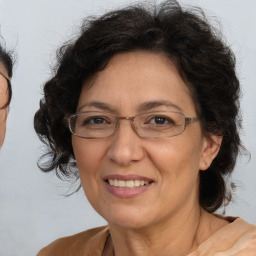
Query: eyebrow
137 100 183 112
78 101 115 112
78 100 182 113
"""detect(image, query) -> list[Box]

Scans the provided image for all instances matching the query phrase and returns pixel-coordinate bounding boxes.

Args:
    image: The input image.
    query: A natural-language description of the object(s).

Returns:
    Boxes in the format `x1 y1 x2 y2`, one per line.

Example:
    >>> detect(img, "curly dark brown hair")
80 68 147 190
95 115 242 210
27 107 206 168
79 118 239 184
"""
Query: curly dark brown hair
34 0 243 213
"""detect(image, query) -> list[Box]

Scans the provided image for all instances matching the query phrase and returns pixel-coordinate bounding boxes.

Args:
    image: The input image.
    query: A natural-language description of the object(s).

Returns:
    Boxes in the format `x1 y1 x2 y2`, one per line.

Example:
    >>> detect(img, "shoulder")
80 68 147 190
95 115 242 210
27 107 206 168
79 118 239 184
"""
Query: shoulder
192 217 256 256
219 218 256 255
37 226 109 256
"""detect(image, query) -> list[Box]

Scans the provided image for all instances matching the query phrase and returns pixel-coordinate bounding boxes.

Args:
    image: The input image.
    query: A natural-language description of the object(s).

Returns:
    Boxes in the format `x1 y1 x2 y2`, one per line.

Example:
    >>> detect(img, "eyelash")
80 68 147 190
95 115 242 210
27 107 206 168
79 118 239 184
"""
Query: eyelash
145 116 175 125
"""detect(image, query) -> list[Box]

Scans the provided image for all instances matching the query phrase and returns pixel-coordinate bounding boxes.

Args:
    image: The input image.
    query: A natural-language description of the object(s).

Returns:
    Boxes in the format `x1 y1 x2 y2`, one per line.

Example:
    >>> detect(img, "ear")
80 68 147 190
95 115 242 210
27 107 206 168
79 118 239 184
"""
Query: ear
199 134 222 171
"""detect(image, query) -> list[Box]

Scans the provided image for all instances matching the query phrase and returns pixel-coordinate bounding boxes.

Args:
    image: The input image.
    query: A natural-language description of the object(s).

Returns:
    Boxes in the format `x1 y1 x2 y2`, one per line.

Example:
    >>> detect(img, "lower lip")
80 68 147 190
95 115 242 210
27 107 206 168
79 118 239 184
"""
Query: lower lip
104 182 153 198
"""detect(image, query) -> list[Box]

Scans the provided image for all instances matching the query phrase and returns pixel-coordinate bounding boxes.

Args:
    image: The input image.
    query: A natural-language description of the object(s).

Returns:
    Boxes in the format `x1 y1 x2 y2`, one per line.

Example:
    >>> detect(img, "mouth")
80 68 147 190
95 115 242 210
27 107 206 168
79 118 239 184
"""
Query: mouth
106 179 152 188
103 175 154 198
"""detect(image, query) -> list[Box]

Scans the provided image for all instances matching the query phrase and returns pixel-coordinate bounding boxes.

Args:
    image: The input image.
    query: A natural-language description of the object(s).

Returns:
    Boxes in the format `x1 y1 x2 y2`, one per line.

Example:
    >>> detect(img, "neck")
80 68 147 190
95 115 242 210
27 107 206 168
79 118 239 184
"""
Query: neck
108 205 205 256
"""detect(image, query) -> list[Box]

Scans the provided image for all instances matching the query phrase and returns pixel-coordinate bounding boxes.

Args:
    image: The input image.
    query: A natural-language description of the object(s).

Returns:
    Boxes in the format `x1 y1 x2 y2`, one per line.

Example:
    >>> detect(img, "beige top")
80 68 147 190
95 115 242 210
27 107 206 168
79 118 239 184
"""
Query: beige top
37 218 256 256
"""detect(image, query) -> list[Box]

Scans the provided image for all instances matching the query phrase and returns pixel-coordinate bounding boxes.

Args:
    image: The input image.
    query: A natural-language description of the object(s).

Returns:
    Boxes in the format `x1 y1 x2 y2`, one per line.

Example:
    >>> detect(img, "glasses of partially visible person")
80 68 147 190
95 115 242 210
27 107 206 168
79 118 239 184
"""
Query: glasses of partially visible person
0 43 13 147
0 71 11 108
67 111 198 139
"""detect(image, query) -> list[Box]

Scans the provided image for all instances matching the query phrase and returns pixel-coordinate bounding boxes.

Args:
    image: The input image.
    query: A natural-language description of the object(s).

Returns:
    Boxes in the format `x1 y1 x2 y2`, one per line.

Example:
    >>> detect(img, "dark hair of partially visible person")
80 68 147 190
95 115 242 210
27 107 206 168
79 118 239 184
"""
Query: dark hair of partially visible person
0 41 13 108
34 0 244 213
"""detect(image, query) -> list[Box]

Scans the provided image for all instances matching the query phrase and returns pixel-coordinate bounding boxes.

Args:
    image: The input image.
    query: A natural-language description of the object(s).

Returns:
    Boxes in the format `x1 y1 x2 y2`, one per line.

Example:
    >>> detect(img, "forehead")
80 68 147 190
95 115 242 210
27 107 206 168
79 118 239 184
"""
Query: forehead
79 51 195 114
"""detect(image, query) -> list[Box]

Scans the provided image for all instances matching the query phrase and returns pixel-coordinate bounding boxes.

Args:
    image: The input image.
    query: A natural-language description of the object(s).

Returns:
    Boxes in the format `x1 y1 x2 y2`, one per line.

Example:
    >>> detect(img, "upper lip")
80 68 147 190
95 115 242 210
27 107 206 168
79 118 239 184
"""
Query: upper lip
103 174 153 182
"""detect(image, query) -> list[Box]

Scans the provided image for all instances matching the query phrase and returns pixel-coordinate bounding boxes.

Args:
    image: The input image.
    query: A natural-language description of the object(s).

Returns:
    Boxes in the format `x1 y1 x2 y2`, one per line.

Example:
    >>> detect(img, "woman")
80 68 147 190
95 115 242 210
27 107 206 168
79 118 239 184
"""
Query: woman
0 42 13 148
35 1 256 255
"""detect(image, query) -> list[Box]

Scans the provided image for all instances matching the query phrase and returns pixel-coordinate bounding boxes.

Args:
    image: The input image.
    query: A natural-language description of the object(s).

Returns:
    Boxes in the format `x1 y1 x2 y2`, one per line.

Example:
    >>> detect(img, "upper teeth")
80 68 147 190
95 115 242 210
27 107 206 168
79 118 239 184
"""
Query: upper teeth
108 179 149 188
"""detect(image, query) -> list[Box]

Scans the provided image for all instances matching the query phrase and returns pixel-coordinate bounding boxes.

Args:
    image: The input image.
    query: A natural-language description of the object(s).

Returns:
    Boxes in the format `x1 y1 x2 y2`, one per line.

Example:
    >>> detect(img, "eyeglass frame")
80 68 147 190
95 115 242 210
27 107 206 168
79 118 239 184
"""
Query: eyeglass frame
65 110 199 139
0 71 12 109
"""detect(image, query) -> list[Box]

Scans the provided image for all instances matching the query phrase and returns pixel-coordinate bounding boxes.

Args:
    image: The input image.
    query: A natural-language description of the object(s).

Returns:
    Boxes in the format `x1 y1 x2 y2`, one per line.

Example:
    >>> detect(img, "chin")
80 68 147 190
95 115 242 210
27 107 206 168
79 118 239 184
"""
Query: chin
100 204 155 230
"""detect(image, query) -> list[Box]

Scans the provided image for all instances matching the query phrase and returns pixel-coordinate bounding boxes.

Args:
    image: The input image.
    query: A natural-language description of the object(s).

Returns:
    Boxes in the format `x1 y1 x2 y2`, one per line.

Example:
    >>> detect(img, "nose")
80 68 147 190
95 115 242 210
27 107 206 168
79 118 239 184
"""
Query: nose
107 121 145 166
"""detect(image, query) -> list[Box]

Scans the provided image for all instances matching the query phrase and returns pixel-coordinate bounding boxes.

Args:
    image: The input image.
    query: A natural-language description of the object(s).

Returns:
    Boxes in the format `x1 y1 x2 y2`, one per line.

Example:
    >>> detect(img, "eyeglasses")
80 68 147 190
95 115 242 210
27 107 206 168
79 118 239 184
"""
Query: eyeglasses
66 111 199 139
0 71 12 108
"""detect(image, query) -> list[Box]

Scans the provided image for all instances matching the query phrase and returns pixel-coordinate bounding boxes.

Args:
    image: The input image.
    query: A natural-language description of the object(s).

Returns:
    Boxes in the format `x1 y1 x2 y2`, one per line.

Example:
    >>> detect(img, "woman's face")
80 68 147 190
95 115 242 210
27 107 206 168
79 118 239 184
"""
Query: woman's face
72 51 220 229
0 63 9 147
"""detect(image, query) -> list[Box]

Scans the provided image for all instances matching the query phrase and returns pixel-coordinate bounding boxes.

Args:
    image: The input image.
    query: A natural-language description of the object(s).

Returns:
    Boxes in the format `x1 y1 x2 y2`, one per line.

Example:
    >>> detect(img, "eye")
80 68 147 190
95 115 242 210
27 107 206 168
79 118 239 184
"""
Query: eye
83 116 110 126
145 115 175 126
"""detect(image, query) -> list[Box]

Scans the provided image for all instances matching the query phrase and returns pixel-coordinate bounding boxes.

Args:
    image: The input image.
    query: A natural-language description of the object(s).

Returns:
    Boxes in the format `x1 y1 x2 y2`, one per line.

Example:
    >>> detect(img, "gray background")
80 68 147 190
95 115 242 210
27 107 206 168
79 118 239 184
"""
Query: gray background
0 0 255 255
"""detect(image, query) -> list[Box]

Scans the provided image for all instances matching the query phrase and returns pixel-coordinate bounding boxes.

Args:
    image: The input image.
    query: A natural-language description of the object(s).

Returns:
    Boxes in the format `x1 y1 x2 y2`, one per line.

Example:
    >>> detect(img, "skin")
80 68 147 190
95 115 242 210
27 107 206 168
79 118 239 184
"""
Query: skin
0 63 9 148
72 51 228 256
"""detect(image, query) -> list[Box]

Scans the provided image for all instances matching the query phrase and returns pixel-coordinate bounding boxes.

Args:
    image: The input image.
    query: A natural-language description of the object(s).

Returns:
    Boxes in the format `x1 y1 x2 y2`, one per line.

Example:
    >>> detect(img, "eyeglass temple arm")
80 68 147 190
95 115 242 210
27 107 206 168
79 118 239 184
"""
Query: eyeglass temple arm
185 117 199 124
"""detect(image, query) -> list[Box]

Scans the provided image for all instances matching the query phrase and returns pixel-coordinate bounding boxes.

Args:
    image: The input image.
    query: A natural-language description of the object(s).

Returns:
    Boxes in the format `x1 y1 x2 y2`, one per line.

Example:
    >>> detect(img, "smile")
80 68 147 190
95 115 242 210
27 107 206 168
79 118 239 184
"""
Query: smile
103 175 154 198
107 179 150 188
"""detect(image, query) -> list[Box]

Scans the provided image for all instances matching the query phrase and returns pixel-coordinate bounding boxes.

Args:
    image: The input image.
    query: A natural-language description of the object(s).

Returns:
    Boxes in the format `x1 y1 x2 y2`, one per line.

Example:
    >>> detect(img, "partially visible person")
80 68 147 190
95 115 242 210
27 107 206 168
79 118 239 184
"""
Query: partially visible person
0 42 13 147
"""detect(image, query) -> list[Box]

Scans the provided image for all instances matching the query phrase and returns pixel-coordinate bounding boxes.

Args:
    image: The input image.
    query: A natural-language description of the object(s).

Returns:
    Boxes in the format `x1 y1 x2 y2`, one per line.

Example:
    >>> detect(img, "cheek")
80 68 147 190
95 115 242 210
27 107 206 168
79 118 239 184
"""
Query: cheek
72 138 104 174
72 138 110 194
0 84 8 147
150 140 202 173
0 109 7 147
147 130 204 190
72 138 108 209
148 137 203 208
0 84 8 110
